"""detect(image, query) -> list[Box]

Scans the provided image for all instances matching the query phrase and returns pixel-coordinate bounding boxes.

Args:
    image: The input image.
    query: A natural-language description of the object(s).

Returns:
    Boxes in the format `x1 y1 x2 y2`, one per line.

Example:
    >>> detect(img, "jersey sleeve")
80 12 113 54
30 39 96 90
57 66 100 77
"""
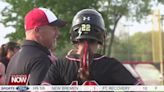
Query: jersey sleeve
28 56 51 85
110 58 138 85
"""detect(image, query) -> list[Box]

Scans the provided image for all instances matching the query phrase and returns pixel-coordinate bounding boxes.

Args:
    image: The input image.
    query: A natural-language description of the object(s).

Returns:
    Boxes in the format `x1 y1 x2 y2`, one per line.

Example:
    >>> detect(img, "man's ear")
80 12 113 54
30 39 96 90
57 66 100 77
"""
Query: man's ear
34 27 40 33
33 27 41 40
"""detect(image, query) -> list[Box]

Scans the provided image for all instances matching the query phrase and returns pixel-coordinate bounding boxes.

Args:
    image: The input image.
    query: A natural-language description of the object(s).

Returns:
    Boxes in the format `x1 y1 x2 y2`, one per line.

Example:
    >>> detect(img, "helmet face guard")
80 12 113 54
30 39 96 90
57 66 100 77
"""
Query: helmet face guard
70 9 106 45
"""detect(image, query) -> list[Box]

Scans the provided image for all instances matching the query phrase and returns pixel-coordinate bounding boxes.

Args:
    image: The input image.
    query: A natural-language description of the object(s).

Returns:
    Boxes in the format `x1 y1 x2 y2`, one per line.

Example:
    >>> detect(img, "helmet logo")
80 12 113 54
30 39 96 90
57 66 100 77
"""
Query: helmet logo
78 28 82 37
83 16 90 21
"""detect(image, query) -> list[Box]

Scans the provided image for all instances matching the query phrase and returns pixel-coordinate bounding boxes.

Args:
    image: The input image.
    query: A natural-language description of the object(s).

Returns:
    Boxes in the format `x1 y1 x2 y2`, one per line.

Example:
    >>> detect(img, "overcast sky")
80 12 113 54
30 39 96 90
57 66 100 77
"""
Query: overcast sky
0 1 15 46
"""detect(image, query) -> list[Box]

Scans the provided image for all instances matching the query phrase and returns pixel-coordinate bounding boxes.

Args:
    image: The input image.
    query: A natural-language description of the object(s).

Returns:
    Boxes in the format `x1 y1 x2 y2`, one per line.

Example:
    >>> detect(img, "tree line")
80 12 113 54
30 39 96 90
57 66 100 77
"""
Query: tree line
112 31 164 62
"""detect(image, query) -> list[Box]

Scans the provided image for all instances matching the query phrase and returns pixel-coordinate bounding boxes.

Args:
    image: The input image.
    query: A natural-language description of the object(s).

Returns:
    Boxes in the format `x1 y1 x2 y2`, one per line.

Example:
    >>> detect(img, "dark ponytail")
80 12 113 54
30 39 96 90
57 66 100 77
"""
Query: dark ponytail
0 42 20 57
1 44 7 57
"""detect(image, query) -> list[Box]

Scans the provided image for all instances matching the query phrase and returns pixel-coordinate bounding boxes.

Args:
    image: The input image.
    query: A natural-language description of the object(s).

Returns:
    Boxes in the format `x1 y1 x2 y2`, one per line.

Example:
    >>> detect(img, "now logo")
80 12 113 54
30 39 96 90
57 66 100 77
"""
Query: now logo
8 74 29 85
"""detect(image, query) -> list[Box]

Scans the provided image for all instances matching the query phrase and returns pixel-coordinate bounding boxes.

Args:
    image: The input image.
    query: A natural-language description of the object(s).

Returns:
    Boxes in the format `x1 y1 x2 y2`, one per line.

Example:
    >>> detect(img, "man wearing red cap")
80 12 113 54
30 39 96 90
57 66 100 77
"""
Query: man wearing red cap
5 7 66 85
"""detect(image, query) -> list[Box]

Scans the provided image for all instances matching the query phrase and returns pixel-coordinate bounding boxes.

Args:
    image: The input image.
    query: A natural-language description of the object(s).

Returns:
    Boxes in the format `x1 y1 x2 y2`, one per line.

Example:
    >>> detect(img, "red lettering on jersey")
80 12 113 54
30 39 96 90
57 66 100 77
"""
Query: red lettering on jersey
71 80 98 85
70 81 78 85
83 81 98 85
70 80 98 92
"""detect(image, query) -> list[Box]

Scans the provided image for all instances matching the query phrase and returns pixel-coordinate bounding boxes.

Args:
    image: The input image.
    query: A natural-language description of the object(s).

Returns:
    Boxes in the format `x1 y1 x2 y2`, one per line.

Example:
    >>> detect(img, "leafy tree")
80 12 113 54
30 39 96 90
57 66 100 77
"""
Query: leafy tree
99 0 153 56
130 32 152 61
111 31 135 61
1 0 98 57
112 31 163 62
0 0 156 57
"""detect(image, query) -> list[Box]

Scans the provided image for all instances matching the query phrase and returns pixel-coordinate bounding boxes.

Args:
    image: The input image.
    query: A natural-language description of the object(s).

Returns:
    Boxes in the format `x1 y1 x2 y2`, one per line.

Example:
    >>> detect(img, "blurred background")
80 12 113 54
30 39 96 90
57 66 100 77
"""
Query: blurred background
0 0 164 85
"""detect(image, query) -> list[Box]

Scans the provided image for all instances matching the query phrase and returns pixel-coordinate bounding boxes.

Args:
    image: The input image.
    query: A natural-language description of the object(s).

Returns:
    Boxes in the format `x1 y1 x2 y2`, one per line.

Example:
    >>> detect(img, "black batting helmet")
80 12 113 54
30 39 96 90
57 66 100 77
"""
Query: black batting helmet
70 9 106 44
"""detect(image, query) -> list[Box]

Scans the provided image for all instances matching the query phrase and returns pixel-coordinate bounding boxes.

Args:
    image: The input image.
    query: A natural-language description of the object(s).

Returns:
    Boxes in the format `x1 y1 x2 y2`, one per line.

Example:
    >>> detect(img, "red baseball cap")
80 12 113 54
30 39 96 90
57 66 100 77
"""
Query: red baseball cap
24 7 66 31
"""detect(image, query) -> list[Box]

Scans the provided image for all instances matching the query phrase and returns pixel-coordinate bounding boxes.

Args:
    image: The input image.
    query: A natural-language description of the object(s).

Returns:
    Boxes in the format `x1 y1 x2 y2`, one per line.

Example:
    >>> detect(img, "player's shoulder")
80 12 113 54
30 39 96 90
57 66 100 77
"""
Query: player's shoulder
103 56 120 63
52 56 70 66
95 53 119 62
51 54 80 69
97 54 122 65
